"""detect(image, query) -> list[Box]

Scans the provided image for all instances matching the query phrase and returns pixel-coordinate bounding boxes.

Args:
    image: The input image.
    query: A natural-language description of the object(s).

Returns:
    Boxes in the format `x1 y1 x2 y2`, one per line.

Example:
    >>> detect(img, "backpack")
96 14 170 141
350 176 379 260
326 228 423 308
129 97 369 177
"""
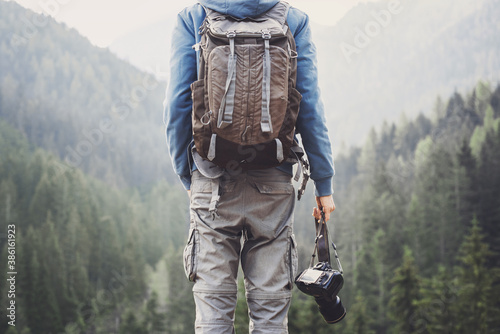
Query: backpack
191 1 302 171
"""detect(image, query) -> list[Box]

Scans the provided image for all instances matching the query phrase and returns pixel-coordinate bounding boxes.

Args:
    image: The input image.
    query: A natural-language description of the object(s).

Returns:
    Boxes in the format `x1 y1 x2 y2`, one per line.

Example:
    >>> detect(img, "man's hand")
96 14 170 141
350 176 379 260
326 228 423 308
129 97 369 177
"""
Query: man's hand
312 195 336 222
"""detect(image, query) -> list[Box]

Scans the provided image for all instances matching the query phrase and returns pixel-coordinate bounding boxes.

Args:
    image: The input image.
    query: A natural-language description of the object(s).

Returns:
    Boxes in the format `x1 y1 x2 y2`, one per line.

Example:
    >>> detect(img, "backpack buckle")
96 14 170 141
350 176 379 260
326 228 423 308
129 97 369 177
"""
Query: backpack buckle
226 31 236 38
261 29 271 40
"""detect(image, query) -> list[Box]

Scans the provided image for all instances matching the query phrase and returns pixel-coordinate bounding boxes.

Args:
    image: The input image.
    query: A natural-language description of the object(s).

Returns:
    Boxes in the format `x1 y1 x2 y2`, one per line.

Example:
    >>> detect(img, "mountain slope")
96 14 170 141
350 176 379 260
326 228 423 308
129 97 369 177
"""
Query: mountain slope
0 1 174 188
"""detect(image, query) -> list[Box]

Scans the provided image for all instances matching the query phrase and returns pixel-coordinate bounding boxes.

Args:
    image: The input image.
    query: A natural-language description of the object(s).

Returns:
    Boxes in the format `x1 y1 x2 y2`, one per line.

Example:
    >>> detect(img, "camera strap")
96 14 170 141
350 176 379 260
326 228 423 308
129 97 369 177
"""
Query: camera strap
314 214 331 264
310 213 344 274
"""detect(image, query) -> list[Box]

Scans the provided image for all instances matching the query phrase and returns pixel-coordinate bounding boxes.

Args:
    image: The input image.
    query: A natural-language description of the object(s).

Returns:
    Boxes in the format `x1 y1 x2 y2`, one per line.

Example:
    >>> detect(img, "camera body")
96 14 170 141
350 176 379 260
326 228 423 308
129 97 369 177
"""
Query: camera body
295 261 346 324
295 261 343 298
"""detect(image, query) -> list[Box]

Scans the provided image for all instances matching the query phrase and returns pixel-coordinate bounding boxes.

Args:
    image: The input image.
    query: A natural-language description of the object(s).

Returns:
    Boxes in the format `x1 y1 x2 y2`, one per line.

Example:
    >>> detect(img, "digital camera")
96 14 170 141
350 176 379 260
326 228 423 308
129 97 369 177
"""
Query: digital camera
295 261 346 323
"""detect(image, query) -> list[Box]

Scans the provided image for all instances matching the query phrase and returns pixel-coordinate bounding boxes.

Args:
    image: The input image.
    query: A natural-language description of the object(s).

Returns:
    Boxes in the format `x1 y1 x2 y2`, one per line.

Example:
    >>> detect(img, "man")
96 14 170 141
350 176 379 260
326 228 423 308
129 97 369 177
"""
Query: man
164 1 335 333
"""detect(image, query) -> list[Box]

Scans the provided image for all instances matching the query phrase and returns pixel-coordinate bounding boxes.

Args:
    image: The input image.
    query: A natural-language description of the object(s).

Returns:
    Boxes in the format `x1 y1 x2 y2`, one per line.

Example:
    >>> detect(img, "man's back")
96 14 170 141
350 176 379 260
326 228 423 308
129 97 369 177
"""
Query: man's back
163 1 336 332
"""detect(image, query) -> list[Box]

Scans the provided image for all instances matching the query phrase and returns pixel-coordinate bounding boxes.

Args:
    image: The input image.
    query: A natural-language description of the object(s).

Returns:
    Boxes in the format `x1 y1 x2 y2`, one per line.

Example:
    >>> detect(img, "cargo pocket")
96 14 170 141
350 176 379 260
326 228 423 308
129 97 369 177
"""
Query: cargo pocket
254 181 294 233
183 226 199 282
288 233 299 289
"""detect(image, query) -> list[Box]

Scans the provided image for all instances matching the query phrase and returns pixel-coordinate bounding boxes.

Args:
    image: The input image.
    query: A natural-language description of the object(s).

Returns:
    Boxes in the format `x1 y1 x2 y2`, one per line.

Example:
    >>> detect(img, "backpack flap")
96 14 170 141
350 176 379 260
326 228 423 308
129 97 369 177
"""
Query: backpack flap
203 2 289 38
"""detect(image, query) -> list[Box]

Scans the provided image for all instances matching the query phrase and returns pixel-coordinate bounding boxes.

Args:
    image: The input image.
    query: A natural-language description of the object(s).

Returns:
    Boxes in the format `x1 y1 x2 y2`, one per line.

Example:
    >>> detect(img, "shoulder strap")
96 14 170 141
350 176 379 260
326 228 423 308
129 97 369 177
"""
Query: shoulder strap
262 1 290 27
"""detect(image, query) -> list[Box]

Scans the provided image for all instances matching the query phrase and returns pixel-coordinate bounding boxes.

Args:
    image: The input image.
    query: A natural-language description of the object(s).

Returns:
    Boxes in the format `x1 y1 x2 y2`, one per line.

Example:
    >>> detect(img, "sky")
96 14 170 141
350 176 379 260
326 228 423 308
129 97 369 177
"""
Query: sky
10 0 368 47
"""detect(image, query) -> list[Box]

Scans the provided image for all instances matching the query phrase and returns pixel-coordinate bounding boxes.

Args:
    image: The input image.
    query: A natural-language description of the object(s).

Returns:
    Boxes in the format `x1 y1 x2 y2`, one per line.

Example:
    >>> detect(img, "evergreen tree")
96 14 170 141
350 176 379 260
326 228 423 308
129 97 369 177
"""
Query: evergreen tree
452 218 500 333
389 247 421 334
26 248 63 333
142 290 167 333
120 311 147 334
416 266 456 334
288 293 332 334
5 326 18 334
476 129 500 266
164 246 196 334
456 139 477 228
344 292 375 334
411 140 461 273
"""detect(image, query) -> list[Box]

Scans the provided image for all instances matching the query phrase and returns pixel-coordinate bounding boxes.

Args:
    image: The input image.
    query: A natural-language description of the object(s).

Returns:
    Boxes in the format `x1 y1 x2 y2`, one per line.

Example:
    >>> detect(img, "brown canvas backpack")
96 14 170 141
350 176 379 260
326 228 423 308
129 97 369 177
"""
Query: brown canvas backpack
191 1 302 171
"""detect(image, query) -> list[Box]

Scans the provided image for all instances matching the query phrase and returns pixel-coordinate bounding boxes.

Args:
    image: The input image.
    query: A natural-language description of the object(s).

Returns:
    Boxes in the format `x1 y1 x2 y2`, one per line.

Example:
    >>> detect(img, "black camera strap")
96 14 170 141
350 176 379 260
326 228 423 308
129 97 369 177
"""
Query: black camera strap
315 214 331 264
310 213 343 274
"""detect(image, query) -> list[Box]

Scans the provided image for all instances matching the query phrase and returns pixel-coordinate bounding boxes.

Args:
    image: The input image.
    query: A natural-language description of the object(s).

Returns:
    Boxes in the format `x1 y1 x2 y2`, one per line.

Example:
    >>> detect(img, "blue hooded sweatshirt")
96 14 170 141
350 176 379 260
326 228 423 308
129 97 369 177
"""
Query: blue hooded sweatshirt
164 0 334 196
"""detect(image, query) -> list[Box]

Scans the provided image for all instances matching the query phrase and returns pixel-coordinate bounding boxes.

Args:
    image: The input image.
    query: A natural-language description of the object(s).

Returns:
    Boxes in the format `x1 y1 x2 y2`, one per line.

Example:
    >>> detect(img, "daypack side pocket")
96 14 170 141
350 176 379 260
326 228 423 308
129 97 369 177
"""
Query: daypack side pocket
191 79 211 158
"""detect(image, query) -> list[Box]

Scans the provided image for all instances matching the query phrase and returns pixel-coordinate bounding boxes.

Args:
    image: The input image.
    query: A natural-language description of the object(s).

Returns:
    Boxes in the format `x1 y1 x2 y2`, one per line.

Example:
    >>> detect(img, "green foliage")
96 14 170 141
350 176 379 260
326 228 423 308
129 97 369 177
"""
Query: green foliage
163 246 196 334
416 266 457 334
470 106 496 157
234 277 249 333
288 292 334 334
452 218 500 333
344 292 375 334
120 311 147 334
476 128 500 265
143 291 167 332
388 247 421 334
0 121 184 332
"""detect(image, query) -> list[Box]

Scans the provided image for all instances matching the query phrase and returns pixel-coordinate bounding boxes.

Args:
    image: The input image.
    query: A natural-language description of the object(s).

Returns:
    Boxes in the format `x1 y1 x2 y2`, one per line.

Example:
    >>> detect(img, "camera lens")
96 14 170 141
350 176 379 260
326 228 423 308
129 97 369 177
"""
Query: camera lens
315 296 346 324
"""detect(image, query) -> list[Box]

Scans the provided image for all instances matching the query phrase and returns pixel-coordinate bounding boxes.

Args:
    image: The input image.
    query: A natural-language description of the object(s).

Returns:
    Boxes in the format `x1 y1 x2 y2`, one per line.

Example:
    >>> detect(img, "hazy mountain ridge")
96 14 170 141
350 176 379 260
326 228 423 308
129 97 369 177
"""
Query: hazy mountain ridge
110 18 175 75
315 0 500 145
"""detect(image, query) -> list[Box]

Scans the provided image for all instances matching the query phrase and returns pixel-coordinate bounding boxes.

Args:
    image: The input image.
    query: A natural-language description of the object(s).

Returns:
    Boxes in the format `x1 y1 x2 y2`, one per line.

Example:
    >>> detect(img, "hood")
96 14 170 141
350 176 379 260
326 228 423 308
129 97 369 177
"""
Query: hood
198 0 281 19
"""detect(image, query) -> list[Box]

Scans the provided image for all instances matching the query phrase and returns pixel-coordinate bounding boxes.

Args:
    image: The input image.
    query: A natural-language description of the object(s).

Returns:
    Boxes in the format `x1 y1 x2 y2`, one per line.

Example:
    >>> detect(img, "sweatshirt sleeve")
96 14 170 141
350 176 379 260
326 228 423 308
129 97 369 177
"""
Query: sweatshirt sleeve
163 9 199 190
291 10 335 197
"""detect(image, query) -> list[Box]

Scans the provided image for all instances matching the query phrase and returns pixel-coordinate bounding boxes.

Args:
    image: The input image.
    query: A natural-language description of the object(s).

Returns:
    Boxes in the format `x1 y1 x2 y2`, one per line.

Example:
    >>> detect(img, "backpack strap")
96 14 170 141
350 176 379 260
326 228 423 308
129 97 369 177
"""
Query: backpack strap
262 1 291 28
217 32 237 129
260 1 290 133
261 29 273 133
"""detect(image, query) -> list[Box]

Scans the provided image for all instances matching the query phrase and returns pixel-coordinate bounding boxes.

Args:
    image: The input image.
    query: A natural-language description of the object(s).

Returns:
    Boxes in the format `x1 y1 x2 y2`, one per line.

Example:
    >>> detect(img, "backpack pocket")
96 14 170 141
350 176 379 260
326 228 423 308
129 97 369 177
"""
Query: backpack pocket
278 87 302 146
207 44 290 145
191 79 211 157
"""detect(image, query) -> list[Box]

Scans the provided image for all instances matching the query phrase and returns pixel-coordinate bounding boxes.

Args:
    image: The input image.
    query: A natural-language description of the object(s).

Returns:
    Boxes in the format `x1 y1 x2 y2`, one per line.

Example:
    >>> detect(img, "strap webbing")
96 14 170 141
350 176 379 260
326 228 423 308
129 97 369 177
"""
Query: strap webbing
275 138 284 163
260 37 273 133
207 134 217 161
218 38 237 129
309 214 344 273
315 215 331 264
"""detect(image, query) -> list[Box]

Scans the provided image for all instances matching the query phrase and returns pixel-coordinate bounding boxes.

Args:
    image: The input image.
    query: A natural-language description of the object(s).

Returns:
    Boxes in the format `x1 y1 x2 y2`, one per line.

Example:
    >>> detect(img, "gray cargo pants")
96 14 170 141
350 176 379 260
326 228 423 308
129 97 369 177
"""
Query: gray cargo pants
184 168 298 334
